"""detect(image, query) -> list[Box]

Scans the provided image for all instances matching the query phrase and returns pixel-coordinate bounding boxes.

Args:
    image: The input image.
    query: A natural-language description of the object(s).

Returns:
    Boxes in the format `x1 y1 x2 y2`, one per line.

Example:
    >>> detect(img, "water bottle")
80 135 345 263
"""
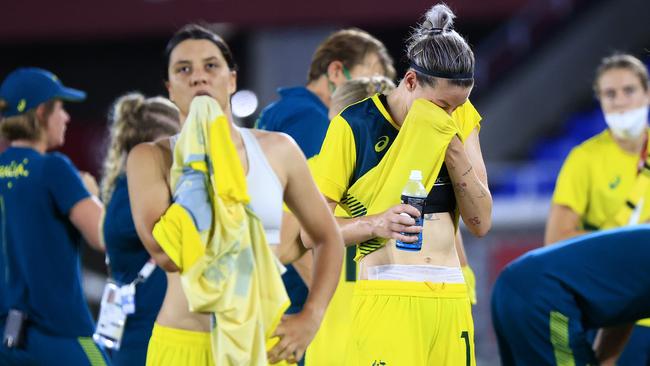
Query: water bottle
395 170 427 251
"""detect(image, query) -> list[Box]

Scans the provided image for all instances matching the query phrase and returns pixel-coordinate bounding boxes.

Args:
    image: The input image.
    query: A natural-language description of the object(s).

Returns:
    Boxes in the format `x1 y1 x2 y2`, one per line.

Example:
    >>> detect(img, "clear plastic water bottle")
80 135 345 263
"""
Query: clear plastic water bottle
395 170 427 251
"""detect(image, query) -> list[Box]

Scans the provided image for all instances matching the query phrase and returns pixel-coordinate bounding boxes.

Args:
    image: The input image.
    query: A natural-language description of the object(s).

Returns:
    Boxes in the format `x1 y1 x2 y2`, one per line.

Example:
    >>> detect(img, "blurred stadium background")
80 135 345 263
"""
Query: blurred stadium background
2 0 649 363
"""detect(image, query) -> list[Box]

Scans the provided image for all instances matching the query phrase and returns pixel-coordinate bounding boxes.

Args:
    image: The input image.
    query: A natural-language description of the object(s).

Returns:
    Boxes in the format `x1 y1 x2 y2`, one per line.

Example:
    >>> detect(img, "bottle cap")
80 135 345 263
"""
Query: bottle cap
409 170 423 181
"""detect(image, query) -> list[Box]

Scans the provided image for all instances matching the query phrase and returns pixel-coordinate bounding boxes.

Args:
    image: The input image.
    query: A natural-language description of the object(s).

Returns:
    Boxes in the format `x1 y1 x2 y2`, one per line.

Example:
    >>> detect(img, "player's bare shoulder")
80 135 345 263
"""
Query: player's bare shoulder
127 138 174 181
248 129 304 187
249 128 302 160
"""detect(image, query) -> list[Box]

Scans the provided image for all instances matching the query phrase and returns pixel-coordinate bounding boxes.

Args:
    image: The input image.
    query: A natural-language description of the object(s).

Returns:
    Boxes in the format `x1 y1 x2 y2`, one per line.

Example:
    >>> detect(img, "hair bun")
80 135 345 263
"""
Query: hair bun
422 3 456 34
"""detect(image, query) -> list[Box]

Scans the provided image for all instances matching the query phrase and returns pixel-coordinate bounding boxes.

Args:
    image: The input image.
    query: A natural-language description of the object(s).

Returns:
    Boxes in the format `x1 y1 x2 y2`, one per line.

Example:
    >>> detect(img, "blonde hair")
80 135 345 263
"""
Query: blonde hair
100 92 180 203
308 28 395 82
330 76 396 116
594 53 649 96
0 99 56 142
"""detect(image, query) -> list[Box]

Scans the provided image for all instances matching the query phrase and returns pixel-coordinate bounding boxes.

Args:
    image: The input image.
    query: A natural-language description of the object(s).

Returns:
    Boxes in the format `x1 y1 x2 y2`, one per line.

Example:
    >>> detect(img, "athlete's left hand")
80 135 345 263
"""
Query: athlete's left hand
267 307 322 364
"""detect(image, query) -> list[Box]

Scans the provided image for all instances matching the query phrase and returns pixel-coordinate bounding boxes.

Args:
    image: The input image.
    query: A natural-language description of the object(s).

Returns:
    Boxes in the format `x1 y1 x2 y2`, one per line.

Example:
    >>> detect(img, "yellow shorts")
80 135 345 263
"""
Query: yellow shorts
146 323 213 366
345 280 475 366
305 250 356 366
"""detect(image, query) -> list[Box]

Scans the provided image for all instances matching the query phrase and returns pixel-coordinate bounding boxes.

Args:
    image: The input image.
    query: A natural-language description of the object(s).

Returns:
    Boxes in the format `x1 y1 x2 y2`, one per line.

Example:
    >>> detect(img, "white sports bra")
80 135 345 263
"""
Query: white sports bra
170 129 284 244
239 128 284 244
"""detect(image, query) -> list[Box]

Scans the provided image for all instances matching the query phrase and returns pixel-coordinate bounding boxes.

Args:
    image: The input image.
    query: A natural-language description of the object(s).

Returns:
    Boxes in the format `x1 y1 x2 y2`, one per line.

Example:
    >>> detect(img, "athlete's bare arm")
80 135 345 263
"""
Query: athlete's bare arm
267 135 344 364
593 323 635 366
277 211 313 285
544 204 589 245
127 141 179 272
301 200 422 247
276 211 308 263
446 129 492 237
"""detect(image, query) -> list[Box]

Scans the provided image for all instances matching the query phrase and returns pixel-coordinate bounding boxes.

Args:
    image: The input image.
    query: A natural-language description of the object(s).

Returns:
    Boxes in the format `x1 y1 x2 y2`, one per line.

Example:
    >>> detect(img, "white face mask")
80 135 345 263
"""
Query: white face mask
604 105 649 140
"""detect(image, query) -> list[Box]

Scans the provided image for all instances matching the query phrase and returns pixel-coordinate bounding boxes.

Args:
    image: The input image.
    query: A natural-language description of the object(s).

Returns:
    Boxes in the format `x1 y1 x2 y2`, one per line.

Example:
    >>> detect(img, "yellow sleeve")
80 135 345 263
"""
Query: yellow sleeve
452 99 482 141
552 147 590 216
311 115 356 202
152 203 205 272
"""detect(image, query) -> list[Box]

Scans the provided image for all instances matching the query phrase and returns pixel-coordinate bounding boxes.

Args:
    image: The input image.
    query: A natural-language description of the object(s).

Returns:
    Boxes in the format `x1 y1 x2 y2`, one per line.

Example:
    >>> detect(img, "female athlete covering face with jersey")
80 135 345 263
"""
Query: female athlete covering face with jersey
308 4 491 365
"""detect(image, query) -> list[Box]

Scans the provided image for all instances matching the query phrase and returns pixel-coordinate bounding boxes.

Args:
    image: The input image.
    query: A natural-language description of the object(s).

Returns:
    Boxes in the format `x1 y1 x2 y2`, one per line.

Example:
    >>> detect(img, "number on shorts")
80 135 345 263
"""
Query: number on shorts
461 331 471 366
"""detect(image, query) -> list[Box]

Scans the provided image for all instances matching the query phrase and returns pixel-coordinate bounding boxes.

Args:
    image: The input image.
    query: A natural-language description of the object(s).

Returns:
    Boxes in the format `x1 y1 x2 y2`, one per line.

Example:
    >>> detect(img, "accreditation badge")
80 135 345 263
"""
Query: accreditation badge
93 282 126 350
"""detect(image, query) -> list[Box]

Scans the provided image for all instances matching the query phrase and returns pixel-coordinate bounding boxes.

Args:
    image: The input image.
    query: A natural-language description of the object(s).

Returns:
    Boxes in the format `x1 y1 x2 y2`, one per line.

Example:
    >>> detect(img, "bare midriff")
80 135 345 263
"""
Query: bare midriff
358 212 460 280
153 139 212 332
156 273 212 332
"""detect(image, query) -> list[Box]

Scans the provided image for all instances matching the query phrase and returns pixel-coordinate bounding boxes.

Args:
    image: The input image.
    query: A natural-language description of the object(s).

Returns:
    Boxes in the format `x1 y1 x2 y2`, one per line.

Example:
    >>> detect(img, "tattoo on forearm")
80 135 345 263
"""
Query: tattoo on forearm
455 178 490 213
473 183 487 199
468 216 481 226
462 166 473 177
455 182 467 197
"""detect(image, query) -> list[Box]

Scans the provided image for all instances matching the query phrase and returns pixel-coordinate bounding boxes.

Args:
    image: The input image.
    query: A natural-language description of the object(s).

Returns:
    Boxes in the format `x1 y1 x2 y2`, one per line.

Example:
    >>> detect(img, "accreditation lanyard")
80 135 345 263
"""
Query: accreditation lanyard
94 258 157 350
118 258 156 315
104 257 156 315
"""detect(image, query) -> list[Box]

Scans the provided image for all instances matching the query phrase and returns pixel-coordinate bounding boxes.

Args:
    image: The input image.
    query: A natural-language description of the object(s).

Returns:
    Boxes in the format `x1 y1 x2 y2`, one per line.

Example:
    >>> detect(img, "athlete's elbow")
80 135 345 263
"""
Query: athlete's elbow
154 254 180 273
466 218 491 238
311 231 345 256
141 238 179 272
470 227 490 238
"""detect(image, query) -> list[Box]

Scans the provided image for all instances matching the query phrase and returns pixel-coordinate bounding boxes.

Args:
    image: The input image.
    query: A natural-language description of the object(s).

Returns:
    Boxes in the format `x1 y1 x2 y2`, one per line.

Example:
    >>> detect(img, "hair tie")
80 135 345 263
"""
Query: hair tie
422 20 447 36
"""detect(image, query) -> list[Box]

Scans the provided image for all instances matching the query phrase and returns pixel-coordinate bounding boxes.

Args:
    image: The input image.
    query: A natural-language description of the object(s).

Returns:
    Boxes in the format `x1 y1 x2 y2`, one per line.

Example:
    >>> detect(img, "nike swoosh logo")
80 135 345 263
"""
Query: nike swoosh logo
374 136 390 152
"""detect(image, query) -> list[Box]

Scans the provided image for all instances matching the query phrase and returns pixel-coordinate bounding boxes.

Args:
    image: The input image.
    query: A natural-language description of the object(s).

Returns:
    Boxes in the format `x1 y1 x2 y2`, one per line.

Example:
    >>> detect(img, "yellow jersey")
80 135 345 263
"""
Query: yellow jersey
306 94 481 365
553 129 650 229
553 129 650 328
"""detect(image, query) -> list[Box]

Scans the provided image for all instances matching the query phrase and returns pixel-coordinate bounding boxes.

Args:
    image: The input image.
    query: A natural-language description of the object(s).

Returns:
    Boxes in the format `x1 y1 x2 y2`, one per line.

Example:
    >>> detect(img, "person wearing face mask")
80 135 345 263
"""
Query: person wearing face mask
545 53 650 365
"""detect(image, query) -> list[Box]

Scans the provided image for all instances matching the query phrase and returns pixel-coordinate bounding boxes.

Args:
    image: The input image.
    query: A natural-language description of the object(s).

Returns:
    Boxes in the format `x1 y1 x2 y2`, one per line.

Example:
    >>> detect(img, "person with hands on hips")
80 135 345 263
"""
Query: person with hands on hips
127 24 343 366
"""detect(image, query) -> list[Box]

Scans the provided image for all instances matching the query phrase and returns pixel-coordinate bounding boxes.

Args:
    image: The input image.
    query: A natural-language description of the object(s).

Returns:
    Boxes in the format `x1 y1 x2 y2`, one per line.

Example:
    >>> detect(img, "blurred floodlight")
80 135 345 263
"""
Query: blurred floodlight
231 90 259 118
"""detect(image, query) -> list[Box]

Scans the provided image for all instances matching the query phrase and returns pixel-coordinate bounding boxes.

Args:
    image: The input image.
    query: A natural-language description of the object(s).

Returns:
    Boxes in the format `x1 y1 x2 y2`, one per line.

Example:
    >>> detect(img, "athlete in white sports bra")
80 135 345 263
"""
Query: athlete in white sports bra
127 24 343 365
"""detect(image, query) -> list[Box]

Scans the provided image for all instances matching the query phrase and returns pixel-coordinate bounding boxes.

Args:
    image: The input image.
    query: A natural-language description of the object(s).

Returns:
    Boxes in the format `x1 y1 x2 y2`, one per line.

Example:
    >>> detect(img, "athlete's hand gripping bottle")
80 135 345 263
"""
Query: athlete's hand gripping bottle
395 170 427 251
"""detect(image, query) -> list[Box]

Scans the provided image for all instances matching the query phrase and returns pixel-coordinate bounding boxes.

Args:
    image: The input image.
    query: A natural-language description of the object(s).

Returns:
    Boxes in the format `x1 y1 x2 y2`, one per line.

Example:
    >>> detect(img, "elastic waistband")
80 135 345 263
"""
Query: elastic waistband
367 264 465 283
354 280 468 298
151 323 211 347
